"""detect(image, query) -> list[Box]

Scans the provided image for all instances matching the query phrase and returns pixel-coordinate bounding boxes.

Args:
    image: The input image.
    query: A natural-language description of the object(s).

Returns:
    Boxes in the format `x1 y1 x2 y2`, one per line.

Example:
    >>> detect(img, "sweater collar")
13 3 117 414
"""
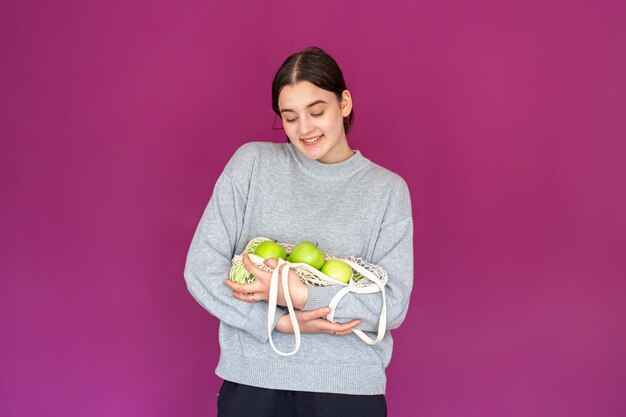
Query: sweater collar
285 142 369 180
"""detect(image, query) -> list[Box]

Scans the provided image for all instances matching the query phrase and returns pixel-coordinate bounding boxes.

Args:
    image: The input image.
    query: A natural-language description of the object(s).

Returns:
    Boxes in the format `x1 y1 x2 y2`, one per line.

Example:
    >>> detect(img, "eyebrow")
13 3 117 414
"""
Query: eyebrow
279 100 327 114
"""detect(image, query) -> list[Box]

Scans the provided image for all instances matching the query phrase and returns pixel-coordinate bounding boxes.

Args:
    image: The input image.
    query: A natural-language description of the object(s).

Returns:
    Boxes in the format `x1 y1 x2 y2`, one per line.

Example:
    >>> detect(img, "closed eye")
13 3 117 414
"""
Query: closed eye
284 111 324 124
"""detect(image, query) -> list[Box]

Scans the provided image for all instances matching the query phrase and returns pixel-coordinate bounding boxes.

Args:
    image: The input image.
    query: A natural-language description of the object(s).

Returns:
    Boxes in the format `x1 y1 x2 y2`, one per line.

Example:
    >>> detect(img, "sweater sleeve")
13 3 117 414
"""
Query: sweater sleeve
183 151 287 343
302 178 414 332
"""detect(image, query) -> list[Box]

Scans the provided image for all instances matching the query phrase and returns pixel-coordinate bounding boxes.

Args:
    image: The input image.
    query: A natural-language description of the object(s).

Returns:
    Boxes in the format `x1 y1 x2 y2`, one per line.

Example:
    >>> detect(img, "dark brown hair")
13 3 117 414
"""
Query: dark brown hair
272 46 354 135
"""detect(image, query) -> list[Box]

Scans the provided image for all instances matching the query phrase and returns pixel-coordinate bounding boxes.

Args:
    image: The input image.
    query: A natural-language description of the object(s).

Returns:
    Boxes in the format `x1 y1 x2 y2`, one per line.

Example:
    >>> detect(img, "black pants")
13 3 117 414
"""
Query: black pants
217 380 387 417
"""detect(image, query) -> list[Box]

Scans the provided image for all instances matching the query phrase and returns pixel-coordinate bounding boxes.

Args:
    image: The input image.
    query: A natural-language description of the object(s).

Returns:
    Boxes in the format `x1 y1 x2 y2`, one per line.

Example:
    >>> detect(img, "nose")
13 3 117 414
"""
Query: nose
298 116 314 137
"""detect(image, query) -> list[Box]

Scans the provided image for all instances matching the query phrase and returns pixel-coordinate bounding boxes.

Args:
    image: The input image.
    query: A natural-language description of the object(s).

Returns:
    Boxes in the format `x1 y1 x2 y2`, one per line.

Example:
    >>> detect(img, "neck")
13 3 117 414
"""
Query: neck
285 142 369 181
318 137 354 164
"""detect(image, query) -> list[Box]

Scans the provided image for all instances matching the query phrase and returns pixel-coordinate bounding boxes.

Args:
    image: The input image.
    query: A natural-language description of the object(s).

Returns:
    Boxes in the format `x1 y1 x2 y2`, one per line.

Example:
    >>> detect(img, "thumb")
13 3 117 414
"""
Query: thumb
302 307 331 321
263 258 279 269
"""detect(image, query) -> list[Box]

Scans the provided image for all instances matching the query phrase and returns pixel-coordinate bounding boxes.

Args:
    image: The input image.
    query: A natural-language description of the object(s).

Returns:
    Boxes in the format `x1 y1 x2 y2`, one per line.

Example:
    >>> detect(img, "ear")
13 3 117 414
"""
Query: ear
340 90 353 117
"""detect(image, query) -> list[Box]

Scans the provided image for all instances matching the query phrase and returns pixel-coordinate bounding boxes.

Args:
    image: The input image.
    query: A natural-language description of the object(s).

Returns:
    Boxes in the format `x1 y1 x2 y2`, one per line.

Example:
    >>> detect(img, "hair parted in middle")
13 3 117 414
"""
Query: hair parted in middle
271 46 354 135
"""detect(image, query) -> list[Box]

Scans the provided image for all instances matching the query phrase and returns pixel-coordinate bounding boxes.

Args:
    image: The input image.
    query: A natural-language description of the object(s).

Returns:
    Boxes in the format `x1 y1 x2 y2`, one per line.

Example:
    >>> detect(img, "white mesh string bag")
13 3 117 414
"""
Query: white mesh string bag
230 237 388 356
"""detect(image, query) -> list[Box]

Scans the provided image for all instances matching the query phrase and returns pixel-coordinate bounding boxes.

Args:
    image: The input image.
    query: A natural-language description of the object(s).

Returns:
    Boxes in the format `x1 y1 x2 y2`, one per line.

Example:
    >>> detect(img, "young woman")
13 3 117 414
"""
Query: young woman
184 46 413 417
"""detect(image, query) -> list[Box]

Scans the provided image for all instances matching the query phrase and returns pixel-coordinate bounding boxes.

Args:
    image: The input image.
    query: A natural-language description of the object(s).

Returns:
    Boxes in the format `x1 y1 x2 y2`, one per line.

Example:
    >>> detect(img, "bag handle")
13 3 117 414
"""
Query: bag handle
267 259 301 356
266 257 387 355
326 259 387 344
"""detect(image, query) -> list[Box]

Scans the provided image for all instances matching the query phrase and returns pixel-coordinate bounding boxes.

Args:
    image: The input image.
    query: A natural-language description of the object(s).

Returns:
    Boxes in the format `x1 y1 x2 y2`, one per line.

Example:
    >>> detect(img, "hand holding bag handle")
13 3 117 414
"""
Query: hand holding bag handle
265 255 387 355
326 259 387 345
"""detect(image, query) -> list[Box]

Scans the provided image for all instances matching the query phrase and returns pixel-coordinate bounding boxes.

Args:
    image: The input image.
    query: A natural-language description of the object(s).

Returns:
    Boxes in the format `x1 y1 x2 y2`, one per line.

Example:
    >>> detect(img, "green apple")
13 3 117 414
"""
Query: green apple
230 263 254 284
254 240 287 260
288 241 326 270
320 259 353 284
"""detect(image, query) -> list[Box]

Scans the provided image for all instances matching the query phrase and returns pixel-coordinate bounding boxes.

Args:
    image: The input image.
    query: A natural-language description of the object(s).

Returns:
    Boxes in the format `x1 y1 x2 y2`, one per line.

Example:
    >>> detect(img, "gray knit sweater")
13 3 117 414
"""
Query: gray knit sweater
184 141 413 395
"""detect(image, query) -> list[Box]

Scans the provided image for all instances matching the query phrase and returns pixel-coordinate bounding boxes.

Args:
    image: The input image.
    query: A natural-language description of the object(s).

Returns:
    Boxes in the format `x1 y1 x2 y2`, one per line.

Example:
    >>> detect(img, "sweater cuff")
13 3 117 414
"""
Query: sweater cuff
242 302 288 343
302 285 342 311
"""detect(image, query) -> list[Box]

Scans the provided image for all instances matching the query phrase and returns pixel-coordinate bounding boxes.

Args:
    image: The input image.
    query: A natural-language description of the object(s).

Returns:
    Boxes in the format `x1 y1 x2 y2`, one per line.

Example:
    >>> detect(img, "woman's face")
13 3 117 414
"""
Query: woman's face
278 81 353 164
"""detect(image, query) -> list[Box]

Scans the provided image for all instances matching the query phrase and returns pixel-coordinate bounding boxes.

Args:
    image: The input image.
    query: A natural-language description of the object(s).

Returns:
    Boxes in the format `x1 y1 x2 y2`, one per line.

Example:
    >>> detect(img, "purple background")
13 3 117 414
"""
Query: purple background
1 0 625 416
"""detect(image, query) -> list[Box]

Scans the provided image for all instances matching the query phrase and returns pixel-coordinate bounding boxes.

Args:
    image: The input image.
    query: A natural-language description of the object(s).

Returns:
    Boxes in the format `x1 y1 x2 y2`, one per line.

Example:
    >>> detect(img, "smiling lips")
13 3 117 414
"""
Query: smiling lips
301 134 324 145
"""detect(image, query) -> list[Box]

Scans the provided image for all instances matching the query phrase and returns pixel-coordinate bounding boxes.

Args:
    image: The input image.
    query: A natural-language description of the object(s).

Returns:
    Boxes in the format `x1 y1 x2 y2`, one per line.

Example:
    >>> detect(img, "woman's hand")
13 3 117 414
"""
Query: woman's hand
224 253 309 309
275 307 361 336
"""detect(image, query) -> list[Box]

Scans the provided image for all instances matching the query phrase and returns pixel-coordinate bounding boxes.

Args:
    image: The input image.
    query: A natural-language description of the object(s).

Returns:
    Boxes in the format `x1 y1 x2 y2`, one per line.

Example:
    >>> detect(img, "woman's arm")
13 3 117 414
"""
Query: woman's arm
301 179 414 333
224 253 362 335
184 162 288 343
275 308 361 336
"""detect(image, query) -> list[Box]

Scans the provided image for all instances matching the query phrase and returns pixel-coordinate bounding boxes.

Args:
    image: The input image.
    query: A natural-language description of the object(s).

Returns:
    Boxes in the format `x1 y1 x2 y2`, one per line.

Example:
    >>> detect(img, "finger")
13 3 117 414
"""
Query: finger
242 253 259 274
230 290 254 303
340 319 362 330
242 253 271 278
224 279 259 294
301 307 331 321
263 257 279 269
328 319 361 333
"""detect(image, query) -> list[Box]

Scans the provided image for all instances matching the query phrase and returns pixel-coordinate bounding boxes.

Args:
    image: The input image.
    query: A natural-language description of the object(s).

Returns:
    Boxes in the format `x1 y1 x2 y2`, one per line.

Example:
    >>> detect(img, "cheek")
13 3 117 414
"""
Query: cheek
320 112 343 132
283 123 300 141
